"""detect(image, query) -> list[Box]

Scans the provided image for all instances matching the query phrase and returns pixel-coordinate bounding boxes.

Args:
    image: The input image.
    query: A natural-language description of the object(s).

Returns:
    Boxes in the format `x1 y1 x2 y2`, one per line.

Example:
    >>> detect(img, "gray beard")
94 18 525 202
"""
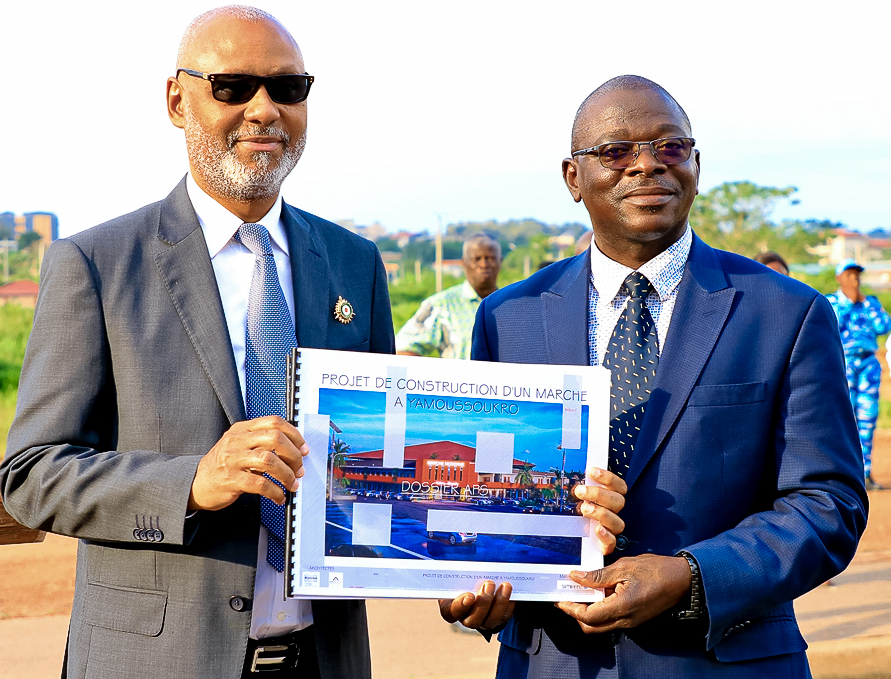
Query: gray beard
184 106 306 203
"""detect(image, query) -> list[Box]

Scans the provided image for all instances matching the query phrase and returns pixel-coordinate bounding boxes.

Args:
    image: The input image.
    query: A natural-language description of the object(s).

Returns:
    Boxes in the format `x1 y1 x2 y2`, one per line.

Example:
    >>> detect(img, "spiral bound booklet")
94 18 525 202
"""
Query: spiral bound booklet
285 348 610 602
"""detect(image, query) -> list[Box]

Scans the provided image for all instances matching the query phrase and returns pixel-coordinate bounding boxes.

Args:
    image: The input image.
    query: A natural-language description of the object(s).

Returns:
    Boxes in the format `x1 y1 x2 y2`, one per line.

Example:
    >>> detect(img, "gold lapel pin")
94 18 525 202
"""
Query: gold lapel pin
333 296 356 324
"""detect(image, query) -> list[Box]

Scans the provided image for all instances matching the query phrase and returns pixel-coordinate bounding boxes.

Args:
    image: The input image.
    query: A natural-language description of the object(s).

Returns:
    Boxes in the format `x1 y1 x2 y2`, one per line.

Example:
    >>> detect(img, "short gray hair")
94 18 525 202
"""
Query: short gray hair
462 232 502 259
177 5 286 68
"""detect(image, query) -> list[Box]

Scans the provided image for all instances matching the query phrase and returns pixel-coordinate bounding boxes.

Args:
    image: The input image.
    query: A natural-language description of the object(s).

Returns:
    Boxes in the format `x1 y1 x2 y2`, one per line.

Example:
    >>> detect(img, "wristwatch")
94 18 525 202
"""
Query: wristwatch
672 551 704 620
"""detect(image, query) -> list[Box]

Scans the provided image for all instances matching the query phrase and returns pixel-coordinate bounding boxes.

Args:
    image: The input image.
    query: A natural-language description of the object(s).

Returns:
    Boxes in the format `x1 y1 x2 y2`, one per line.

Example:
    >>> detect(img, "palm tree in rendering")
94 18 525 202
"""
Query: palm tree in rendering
515 462 535 499
328 438 351 499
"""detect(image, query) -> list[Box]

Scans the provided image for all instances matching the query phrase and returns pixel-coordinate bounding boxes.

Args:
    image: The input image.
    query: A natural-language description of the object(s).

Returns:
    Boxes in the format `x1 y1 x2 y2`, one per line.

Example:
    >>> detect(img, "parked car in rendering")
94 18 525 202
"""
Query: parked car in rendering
427 530 477 545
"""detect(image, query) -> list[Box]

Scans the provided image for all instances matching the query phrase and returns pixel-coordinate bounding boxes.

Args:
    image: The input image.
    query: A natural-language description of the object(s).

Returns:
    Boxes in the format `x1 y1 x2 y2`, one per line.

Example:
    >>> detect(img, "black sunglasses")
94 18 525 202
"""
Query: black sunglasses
571 137 695 170
176 68 314 104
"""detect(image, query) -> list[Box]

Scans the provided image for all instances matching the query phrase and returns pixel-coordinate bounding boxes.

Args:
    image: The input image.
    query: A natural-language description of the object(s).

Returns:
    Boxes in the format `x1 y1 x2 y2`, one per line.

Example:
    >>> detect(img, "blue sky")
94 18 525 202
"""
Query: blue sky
320 388 588 473
2 0 887 237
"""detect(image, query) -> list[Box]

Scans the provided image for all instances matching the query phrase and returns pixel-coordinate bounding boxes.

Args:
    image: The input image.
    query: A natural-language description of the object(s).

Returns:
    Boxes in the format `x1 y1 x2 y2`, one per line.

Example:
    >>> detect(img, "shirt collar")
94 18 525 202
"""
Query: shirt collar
589 225 692 301
186 173 288 259
460 280 482 301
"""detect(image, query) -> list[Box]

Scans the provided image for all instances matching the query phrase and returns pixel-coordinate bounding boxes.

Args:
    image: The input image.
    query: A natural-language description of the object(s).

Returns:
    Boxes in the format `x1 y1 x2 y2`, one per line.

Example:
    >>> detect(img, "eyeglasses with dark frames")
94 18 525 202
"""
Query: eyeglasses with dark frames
176 69 314 105
571 137 695 170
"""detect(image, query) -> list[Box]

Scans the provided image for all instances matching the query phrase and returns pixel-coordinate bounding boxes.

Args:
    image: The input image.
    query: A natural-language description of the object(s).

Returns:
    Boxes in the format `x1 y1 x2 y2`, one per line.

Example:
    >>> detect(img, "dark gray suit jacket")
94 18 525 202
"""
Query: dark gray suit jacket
0 179 394 679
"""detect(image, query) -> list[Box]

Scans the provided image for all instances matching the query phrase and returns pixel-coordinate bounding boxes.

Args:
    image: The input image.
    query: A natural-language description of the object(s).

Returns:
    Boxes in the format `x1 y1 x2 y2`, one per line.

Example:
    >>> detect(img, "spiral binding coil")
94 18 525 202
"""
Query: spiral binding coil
286 347 301 426
285 347 301 595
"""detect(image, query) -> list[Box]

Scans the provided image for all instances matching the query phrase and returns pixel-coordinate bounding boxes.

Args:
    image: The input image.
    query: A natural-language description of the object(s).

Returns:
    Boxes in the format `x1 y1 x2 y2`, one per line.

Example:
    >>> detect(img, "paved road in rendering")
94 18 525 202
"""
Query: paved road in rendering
324 497 580 564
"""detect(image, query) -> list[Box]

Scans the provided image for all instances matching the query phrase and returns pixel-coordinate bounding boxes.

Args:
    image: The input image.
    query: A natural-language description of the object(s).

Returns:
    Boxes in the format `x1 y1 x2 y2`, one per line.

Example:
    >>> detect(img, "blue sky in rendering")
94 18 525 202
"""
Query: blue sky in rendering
319 388 588 473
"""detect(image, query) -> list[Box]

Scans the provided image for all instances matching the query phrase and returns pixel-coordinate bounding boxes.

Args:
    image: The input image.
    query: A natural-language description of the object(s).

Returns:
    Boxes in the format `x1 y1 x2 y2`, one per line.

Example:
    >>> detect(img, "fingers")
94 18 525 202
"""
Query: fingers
555 600 618 635
470 580 514 629
234 417 308 489
189 417 311 511
438 593 476 624
575 467 627 508
554 567 625 633
556 556 693 634
574 468 626 555
244 416 309 457
438 582 515 630
589 521 617 555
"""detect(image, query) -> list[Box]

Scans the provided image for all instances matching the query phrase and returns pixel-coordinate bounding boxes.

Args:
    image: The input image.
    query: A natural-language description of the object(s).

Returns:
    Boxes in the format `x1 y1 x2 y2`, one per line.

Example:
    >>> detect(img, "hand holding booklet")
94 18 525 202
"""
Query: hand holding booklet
285 348 610 602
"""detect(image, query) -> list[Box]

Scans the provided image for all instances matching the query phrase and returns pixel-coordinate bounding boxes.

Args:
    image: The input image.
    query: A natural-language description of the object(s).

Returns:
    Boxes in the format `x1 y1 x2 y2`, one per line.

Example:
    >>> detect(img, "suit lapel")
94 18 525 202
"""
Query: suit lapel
624 236 736 488
153 179 246 425
283 205 329 349
542 252 590 366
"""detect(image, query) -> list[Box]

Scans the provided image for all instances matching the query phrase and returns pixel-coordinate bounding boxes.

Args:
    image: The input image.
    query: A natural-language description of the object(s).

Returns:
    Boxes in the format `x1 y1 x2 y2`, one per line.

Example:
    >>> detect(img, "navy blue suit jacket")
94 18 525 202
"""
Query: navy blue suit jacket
472 234 867 673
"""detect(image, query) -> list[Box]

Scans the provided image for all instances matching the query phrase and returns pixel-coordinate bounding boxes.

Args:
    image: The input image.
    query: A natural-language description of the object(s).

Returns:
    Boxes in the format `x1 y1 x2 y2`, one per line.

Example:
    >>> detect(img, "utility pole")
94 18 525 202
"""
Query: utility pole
435 215 443 293
0 240 16 282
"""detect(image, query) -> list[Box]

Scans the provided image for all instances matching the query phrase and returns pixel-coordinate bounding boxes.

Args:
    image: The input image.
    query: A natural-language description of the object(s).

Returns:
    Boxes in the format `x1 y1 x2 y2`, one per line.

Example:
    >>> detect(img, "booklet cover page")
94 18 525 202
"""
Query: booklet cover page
287 349 610 602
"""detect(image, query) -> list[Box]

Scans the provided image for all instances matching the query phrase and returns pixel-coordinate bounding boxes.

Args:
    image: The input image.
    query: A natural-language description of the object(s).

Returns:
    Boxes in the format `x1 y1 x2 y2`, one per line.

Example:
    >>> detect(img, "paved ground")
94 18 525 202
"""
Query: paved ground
2 433 889 679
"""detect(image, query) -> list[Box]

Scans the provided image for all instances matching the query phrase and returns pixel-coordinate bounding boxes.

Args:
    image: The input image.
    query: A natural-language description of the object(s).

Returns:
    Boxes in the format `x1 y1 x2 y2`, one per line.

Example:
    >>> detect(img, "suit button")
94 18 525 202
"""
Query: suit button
229 596 246 612
615 535 629 551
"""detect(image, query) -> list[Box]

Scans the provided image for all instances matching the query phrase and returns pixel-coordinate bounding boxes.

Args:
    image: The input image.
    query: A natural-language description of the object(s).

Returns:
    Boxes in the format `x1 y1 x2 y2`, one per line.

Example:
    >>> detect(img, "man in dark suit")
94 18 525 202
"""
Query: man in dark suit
0 6 392 678
440 76 867 677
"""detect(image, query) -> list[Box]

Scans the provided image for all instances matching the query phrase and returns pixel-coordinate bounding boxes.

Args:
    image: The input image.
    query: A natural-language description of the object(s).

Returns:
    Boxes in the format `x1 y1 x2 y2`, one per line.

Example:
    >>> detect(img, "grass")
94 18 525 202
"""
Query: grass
880 398 891 429
388 270 462 332
0 390 16 460
0 304 33 460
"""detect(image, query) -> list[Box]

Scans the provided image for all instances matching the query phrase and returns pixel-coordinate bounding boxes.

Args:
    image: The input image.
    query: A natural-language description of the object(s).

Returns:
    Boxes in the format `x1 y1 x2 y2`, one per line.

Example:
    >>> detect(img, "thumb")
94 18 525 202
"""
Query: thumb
569 567 616 589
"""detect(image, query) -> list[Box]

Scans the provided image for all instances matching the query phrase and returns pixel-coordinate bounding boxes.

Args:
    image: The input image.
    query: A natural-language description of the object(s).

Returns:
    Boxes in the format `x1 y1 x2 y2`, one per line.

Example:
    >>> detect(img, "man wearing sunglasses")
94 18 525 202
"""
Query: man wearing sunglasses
441 76 867 678
1 6 392 679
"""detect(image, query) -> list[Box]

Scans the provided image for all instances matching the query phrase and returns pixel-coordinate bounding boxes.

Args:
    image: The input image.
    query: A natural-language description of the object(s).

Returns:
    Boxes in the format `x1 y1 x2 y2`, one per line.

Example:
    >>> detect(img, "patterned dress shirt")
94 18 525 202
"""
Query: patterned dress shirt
588 226 692 367
396 280 481 359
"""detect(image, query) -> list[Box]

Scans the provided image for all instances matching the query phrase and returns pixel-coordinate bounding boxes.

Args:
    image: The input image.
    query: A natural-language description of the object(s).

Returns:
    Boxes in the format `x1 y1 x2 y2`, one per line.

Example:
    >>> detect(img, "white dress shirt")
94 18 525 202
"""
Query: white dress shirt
587 226 692 367
187 175 313 639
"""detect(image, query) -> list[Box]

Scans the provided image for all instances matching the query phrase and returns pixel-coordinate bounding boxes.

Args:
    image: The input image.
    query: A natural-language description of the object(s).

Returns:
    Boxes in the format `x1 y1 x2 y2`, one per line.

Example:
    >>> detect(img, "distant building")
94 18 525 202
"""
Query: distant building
0 212 59 247
334 219 389 242
548 232 577 250
0 280 39 308
807 228 891 289
391 231 424 248
380 251 402 283
338 440 570 501
439 259 464 278
809 228 888 266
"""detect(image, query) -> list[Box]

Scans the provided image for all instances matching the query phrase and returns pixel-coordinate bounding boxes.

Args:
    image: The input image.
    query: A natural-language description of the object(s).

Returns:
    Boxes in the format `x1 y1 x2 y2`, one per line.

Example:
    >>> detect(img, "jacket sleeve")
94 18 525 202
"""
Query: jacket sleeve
0 239 200 545
685 294 868 650
470 298 494 362
864 296 891 336
368 245 396 355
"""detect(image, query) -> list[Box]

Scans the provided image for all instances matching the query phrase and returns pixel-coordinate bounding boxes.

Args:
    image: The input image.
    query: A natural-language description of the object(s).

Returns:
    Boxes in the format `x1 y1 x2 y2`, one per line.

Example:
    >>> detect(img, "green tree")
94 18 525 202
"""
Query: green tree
17 232 42 250
515 462 538 499
690 181 829 262
375 237 400 252
328 438 351 498
515 462 534 487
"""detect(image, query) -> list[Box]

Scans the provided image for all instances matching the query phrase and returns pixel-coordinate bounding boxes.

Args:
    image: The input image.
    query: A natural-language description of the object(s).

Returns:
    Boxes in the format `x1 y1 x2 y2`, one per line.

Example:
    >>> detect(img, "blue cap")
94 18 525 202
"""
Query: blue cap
835 259 864 276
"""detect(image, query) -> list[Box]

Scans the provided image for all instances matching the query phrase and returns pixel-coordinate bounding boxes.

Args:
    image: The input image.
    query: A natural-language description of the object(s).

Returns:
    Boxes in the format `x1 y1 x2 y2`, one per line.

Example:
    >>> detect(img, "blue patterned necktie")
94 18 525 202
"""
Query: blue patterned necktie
235 222 296 572
601 272 659 479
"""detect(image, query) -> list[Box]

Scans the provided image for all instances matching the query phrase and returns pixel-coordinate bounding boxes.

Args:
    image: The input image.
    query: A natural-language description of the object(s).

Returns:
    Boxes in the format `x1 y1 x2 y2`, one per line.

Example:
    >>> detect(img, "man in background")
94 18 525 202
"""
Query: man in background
396 232 501 359
753 250 789 275
0 6 392 678
827 259 891 490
